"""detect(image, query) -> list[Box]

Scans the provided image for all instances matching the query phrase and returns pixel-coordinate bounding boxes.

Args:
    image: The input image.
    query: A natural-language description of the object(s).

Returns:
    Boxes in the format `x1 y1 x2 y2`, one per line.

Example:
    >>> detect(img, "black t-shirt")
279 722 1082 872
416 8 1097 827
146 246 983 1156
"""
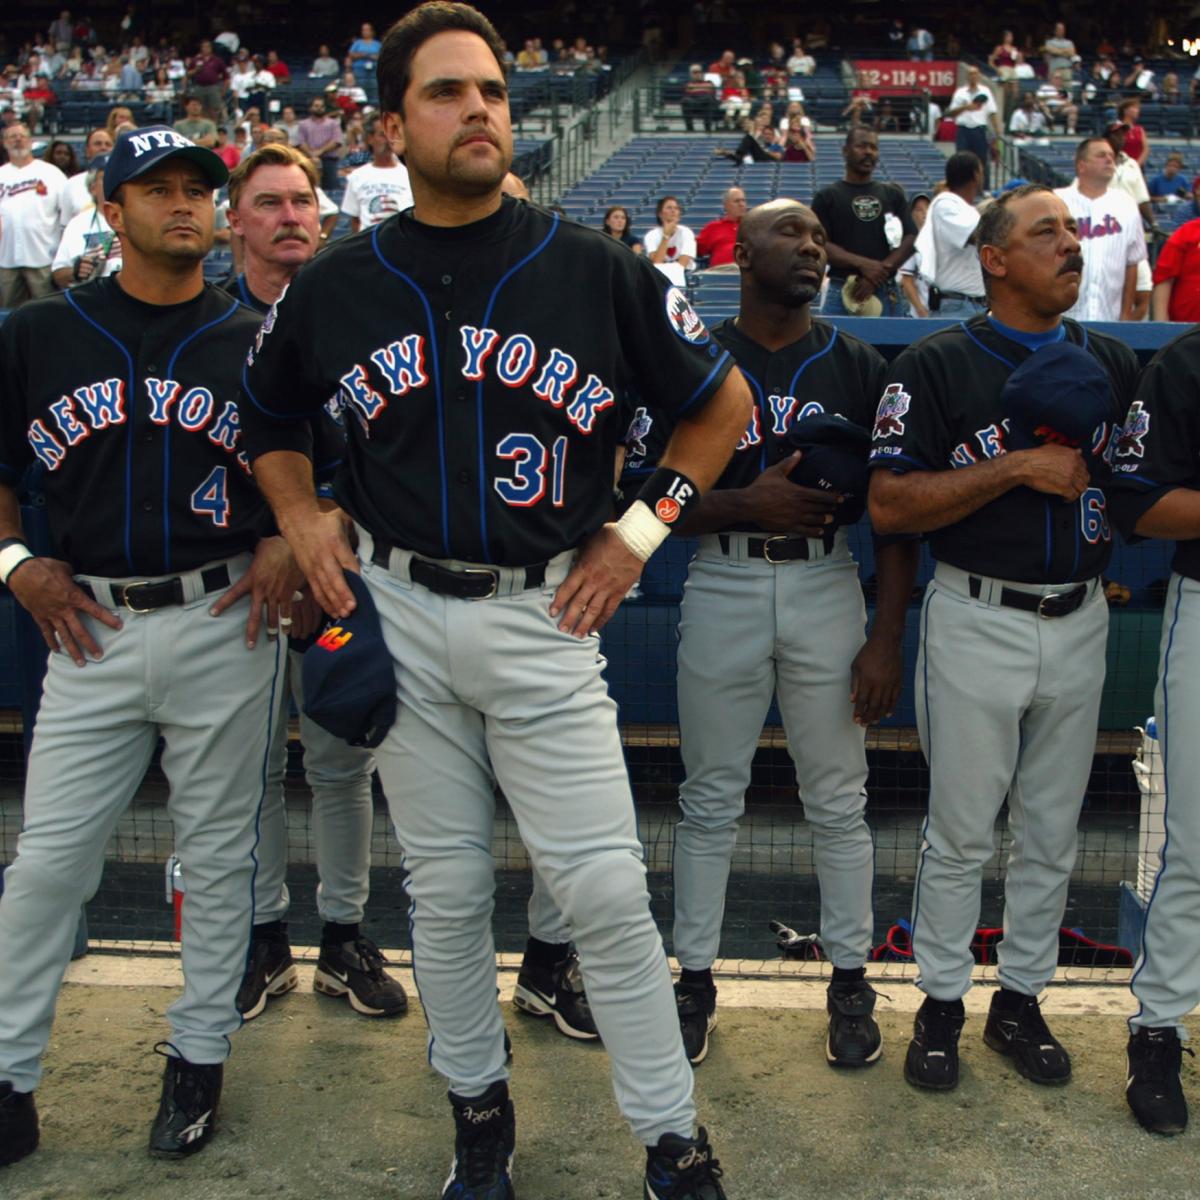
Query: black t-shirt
810 179 916 278
0 277 270 577
867 314 1140 584
1109 326 1200 582
238 196 734 567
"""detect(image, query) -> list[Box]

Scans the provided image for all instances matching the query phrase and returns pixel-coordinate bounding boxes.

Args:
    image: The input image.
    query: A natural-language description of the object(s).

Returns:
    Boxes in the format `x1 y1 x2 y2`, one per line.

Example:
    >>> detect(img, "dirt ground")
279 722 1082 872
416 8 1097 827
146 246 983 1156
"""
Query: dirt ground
4 961 1199 1200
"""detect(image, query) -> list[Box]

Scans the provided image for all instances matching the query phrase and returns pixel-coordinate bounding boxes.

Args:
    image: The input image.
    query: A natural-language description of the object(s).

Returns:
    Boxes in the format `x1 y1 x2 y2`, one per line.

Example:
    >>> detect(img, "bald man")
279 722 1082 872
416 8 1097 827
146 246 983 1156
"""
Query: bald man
668 200 919 1066
696 187 747 269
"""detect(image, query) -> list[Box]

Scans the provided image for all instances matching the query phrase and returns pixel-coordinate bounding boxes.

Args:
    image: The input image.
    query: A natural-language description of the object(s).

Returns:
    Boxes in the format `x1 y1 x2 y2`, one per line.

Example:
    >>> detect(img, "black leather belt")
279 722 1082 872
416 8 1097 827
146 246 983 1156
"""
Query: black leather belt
938 290 985 302
968 575 1089 618
719 533 835 563
370 538 547 600
78 563 231 612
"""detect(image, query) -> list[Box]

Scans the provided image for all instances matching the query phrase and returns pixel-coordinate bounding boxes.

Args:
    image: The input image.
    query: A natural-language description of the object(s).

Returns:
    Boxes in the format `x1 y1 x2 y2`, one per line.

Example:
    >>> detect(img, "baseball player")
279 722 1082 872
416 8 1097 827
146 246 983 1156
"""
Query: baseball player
867 184 1139 1092
236 7 751 1198
0 127 297 1167
218 142 408 1021
668 199 919 1068
1108 330 1200 1135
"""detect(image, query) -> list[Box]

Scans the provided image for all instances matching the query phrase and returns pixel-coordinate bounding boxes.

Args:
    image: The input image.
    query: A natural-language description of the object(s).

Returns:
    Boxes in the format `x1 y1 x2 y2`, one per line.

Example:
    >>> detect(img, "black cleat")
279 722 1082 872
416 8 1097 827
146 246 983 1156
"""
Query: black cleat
675 980 717 1066
905 996 965 1091
148 1048 222 1159
644 1127 726 1200
0 1083 38 1168
513 950 599 1041
236 924 298 1020
313 935 408 1017
1127 1026 1192 1135
826 978 883 1068
983 990 1071 1085
443 1080 515 1199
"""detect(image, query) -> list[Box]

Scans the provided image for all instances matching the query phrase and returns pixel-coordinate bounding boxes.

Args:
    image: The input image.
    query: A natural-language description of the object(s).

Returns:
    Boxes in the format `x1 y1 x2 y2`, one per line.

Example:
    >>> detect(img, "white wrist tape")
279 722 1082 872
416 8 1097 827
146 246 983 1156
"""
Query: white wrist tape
0 543 34 586
613 500 671 562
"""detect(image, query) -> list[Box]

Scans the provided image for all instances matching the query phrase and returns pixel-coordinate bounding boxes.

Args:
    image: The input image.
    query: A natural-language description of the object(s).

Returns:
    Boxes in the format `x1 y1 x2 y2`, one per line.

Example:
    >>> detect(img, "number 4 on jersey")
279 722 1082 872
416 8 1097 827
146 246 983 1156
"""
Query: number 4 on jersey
191 465 230 527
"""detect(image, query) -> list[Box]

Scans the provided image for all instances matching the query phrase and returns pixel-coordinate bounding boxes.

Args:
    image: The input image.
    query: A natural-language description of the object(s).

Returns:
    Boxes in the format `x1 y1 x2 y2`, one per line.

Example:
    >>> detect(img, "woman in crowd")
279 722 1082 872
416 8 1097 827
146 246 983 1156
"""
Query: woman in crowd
144 65 175 121
643 195 695 287
781 116 816 161
601 205 642 254
46 140 79 177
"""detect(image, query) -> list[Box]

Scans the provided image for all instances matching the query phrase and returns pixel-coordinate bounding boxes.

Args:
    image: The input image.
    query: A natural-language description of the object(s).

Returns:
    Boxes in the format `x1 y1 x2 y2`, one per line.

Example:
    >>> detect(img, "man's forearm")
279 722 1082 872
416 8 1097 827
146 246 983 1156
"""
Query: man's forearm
251 450 321 535
1121 264 1138 320
0 484 25 543
1151 279 1173 321
675 486 755 535
658 369 753 494
1134 487 1200 540
882 234 917 274
871 539 919 638
869 454 1026 534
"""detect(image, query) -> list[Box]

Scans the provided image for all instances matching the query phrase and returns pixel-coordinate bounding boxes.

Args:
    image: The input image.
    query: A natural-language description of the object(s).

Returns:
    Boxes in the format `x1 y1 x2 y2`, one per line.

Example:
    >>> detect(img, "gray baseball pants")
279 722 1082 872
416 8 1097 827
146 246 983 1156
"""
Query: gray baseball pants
912 564 1107 1000
0 556 283 1091
356 530 694 1145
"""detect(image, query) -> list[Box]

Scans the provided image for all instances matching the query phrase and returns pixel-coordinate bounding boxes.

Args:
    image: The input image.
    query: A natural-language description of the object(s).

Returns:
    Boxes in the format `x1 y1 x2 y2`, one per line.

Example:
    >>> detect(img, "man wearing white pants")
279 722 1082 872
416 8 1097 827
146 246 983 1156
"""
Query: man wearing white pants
869 184 1139 1093
1110 326 1200 1135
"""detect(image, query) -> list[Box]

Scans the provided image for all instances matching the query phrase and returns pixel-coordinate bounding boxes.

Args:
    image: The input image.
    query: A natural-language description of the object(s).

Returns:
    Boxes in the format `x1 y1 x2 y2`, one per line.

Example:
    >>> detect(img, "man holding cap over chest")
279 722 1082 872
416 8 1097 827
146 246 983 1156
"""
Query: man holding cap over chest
868 183 1139 1094
0 124 298 1166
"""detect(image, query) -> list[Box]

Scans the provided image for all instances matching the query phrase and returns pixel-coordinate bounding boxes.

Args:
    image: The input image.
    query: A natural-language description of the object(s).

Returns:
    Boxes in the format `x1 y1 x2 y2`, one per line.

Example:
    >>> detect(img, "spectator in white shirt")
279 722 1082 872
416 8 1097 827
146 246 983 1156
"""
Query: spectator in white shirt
310 44 340 78
1009 94 1049 138
1035 69 1078 135
643 195 695 287
787 39 815 77
898 191 932 317
946 67 999 167
915 152 986 315
52 154 121 288
1054 137 1146 322
0 122 68 306
340 113 412 232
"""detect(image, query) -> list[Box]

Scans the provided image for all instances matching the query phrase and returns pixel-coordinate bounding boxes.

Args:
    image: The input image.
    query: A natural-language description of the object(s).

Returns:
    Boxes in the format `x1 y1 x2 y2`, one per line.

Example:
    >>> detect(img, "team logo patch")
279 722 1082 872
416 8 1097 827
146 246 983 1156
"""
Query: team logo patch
872 383 910 440
665 287 709 345
1115 400 1150 459
655 496 681 523
852 195 883 222
316 626 353 651
626 405 653 459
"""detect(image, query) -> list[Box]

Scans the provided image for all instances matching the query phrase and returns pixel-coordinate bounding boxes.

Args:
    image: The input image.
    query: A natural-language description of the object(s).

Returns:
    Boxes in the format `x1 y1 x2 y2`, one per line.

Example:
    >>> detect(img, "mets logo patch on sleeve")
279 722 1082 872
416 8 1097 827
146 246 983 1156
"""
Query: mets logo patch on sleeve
665 287 709 346
1115 400 1150 459
872 383 911 440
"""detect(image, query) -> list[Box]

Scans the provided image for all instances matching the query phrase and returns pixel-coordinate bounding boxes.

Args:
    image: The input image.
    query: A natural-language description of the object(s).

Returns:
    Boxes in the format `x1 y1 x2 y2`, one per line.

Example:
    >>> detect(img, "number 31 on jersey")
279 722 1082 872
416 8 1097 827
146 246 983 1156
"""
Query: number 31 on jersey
494 433 568 508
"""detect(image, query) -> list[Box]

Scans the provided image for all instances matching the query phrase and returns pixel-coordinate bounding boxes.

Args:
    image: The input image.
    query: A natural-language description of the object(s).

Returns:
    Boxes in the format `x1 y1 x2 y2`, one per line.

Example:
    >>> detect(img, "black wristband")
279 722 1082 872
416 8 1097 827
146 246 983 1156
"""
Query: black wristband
636 467 700 526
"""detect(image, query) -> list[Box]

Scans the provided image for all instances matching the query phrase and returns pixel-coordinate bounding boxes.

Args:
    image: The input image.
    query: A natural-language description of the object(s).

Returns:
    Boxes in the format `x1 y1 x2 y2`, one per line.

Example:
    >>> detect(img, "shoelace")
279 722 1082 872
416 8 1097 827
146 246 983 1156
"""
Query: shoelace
674 1148 724 1196
152 1043 216 1115
1137 1032 1194 1081
921 1003 964 1050
1012 997 1057 1045
351 937 388 980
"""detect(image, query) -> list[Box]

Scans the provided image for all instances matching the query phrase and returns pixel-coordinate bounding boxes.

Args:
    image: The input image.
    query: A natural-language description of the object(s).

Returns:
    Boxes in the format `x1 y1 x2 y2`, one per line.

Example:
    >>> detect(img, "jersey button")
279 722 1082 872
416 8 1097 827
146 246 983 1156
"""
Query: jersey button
141 500 153 511
441 274 452 285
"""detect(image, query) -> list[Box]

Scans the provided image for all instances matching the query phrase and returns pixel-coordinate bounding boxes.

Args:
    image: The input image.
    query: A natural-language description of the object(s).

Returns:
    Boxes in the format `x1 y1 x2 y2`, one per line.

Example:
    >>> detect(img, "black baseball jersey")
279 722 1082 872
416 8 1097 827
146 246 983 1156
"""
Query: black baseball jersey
1108 326 1200 582
810 180 916 278
219 271 345 494
867 314 1140 584
237 196 735 567
0 277 272 578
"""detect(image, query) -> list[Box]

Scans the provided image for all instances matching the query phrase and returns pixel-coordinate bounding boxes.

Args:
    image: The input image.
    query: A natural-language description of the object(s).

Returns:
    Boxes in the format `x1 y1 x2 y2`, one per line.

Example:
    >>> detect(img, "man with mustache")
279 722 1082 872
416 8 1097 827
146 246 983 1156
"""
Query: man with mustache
0 126 296 1165
868 185 1140 1093
220 142 410 1023
667 199 918 1069
236 4 750 1196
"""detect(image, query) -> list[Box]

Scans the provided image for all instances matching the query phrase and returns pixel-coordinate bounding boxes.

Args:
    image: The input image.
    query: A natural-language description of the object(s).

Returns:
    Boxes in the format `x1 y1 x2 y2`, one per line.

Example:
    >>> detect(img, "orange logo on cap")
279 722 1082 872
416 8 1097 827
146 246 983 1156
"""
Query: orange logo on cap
655 497 681 523
317 627 353 651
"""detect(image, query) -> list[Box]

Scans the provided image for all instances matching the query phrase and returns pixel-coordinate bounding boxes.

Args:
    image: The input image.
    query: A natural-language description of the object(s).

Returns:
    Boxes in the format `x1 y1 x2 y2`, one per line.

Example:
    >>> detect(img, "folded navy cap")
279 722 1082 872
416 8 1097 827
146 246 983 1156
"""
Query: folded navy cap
1002 341 1112 475
784 412 871 526
104 125 228 201
301 572 396 748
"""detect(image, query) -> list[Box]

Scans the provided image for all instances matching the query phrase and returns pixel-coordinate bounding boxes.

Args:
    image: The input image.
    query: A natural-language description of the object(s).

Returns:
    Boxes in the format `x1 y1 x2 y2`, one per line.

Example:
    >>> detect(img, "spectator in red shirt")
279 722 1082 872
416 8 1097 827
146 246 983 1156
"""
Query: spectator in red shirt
265 51 291 83
696 187 747 269
1152 209 1200 322
188 39 228 122
708 50 735 78
1117 97 1148 168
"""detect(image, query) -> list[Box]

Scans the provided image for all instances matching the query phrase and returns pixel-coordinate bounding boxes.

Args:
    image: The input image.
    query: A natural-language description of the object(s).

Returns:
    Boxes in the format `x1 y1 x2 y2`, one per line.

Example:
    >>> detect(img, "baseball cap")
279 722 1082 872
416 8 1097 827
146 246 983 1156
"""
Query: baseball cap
784 412 871 525
1105 120 1130 135
841 276 883 317
104 125 228 201
1001 342 1112 477
301 572 397 748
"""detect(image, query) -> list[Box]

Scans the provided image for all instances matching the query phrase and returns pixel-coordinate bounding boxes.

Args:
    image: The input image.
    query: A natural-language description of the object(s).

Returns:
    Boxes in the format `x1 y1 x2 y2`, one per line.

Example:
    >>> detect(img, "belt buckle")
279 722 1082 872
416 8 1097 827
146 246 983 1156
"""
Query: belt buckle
121 581 155 613
762 536 792 565
1037 592 1067 619
461 567 499 600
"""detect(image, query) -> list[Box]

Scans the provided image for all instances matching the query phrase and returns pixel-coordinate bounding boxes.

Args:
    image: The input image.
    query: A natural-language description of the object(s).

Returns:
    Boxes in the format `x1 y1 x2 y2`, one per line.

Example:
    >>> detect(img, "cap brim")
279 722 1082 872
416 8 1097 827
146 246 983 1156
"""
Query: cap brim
105 145 228 200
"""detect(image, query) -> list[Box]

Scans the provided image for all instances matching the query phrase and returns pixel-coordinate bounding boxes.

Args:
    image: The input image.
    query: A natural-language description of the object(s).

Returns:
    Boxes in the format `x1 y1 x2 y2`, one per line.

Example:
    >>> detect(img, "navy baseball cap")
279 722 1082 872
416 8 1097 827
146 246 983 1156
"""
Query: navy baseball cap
1002 341 1112 471
784 412 871 526
301 572 397 748
104 125 228 201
